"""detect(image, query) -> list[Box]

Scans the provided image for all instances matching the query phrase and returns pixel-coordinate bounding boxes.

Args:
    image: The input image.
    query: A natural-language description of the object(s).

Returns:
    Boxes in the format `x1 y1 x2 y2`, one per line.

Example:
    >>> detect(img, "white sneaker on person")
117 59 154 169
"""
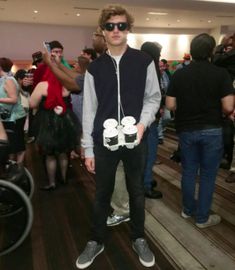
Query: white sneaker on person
106 214 130 226
196 214 221 229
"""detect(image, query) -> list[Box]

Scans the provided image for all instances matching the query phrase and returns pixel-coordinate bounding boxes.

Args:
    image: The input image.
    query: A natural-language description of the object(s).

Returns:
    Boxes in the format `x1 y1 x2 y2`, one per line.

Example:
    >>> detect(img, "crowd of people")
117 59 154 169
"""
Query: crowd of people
0 4 235 269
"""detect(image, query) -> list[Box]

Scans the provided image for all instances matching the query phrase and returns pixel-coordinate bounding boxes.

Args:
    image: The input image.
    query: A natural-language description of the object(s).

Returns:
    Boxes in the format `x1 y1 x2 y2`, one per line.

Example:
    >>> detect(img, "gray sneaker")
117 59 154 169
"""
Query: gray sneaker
76 241 104 269
106 214 130 226
196 214 221 229
132 238 155 267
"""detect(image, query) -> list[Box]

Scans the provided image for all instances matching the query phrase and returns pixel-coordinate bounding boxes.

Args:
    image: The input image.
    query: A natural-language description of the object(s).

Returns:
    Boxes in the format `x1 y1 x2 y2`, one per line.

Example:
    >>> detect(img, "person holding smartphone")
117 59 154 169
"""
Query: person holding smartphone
29 42 78 190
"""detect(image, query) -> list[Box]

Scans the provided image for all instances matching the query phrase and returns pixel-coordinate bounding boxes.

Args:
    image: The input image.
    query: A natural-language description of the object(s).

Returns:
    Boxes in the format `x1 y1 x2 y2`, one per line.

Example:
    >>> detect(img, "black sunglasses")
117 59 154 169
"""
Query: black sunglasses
103 22 129 32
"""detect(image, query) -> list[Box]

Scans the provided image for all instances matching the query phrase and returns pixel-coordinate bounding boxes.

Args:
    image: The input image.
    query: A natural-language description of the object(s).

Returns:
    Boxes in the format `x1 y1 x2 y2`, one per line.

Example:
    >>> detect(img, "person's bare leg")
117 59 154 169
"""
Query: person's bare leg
16 151 25 165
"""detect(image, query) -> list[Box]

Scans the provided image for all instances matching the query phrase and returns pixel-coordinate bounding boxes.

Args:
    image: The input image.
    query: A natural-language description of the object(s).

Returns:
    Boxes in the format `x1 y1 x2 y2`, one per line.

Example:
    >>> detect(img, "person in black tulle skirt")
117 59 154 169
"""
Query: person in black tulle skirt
30 64 79 190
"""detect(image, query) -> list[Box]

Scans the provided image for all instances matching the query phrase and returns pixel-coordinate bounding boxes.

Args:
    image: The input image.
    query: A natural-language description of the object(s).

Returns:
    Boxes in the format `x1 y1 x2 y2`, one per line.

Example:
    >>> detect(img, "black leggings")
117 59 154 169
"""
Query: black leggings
0 139 9 165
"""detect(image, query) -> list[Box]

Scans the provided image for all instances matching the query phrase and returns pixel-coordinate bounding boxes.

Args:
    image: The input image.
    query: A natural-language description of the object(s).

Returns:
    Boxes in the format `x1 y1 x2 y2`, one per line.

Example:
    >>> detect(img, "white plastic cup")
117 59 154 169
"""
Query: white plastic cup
103 118 118 129
104 128 119 146
122 125 137 143
121 116 136 126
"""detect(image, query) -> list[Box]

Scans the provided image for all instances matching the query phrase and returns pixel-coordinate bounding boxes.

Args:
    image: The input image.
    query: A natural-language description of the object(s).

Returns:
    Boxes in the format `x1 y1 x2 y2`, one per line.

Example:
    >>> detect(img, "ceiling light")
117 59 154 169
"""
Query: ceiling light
146 18 150 21
196 0 235 3
148 12 168 16
208 20 212 23
34 10 38 14
216 15 234 17
177 19 181 22
73 7 99 11
76 13 80 16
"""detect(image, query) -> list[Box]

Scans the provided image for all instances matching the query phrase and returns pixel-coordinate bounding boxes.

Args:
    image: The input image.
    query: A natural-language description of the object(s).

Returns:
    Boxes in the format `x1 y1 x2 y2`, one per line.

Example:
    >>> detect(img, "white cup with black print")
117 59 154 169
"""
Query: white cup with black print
103 128 119 147
122 125 138 146
103 118 119 148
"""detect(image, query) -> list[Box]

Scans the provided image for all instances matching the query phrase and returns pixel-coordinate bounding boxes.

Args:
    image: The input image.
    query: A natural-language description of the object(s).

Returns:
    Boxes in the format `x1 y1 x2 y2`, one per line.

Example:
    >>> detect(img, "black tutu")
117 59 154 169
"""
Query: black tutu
33 97 81 155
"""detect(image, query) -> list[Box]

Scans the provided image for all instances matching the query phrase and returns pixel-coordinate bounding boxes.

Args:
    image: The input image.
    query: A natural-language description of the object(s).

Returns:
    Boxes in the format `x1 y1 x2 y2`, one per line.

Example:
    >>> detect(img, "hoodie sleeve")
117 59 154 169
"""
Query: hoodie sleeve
139 61 162 128
81 70 98 158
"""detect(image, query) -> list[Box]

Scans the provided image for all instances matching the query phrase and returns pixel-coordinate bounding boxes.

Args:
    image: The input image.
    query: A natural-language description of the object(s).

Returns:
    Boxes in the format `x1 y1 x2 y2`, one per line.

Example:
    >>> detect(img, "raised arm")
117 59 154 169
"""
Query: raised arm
43 50 80 92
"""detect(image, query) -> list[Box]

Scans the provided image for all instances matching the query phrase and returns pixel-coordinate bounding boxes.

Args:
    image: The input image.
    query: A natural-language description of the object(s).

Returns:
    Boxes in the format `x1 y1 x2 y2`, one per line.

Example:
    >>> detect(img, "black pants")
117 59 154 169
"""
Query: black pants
222 118 234 166
91 141 147 243
27 109 35 137
0 139 9 166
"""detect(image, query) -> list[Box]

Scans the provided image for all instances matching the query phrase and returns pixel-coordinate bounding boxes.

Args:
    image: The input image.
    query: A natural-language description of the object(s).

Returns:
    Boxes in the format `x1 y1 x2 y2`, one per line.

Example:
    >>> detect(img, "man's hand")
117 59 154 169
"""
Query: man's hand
52 53 62 66
159 108 164 116
43 49 63 71
42 49 52 66
228 109 235 121
136 123 145 143
85 157 95 174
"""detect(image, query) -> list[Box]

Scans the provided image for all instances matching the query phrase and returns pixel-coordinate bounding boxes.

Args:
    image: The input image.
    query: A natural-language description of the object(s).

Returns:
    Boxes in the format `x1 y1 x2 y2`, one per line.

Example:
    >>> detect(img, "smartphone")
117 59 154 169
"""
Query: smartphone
43 41 51 53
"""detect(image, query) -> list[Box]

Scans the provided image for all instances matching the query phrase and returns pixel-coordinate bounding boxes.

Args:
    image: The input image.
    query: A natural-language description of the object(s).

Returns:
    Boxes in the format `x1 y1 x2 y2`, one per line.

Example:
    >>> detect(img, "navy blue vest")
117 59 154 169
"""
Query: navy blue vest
88 47 152 144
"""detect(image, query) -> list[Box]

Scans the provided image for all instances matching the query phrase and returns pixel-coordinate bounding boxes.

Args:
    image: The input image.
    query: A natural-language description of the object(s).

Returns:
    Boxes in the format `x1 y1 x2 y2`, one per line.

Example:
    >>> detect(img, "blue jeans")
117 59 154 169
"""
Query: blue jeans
158 108 171 140
144 122 158 190
91 141 147 242
179 128 223 223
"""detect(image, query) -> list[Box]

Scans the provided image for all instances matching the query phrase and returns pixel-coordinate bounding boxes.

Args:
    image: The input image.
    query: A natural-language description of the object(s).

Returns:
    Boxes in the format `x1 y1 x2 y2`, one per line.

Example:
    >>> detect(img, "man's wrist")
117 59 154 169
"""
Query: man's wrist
84 147 94 158
137 122 146 130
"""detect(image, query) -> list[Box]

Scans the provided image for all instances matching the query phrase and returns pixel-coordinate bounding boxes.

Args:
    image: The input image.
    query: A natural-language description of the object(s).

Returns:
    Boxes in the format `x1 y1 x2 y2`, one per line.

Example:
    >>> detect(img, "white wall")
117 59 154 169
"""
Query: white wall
0 22 94 60
0 21 212 61
128 33 195 60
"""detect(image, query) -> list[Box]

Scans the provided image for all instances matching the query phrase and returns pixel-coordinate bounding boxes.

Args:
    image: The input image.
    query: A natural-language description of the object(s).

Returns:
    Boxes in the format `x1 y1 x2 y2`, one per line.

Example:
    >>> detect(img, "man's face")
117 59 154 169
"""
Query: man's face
224 37 234 52
159 61 165 73
81 52 92 61
103 15 129 47
51 47 63 59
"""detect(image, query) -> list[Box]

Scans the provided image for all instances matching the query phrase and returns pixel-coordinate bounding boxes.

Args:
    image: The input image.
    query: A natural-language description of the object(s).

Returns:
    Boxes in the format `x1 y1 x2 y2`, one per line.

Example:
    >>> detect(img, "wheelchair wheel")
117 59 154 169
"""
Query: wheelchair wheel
0 180 33 256
21 167 35 199
4 162 34 199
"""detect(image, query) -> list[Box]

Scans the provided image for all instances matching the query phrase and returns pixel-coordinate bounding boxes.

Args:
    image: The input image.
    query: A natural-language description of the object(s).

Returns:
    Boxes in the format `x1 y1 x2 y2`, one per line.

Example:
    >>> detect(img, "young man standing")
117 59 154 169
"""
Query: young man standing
76 5 161 269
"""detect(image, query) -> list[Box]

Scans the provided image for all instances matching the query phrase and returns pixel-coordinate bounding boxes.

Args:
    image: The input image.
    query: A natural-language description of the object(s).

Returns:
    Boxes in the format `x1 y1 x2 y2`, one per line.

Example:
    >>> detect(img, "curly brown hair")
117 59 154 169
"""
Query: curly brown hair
99 5 134 31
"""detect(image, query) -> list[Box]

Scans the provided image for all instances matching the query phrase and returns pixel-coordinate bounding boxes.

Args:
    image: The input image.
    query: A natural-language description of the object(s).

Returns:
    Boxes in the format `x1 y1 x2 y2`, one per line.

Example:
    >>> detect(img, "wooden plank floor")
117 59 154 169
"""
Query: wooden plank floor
146 128 235 269
0 144 172 270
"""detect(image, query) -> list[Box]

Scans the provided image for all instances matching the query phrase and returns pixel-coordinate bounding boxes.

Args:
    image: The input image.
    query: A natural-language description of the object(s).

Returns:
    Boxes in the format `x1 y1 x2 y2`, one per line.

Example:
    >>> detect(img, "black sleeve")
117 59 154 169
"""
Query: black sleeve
220 68 235 98
166 75 177 97
213 49 235 67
